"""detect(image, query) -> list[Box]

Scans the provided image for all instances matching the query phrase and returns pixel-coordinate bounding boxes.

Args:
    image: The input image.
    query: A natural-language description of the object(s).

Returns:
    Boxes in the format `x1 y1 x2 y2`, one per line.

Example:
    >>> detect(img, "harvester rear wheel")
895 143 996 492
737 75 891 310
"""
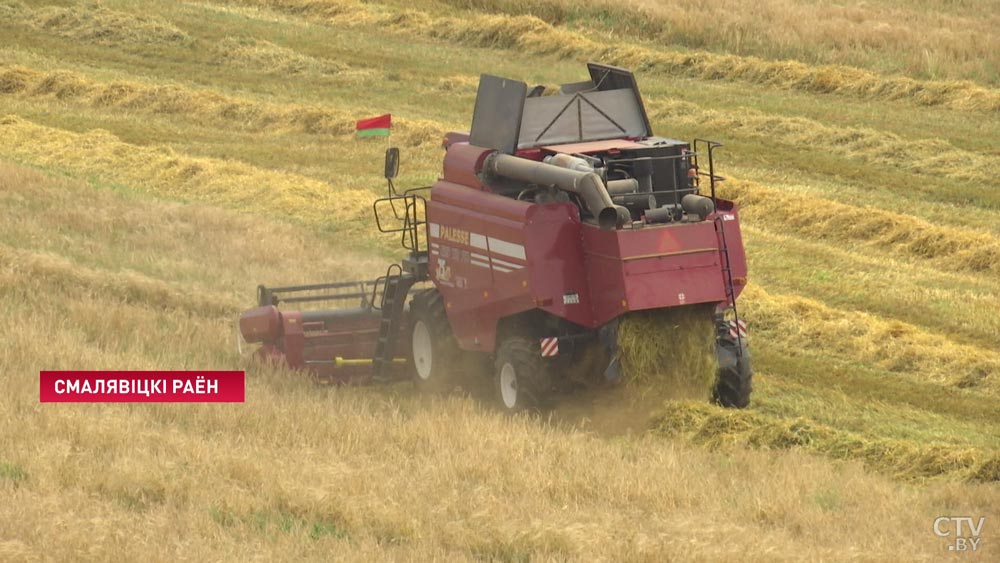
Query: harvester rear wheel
713 340 752 408
409 290 461 393
494 337 552 412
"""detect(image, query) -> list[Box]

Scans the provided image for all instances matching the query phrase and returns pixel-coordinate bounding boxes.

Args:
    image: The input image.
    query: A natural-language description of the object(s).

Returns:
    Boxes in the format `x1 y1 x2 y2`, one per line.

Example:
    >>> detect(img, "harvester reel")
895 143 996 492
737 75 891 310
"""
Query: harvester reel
409 290 461 392
494 337 552 412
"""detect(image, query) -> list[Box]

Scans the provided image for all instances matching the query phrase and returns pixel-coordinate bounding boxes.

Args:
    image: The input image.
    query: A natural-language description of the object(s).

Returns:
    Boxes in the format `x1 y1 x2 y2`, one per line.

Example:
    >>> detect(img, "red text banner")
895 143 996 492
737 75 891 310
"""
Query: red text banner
39 371 245 403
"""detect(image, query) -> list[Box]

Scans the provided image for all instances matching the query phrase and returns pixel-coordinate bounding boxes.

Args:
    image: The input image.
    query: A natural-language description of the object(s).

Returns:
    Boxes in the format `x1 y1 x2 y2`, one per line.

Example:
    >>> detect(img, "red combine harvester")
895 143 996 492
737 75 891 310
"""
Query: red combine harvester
240 63 752 410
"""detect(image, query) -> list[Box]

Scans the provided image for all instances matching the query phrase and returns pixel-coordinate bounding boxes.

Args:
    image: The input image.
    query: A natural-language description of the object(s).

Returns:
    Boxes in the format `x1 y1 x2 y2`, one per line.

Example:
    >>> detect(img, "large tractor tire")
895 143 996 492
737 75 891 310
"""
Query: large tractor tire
409 290 461 393
494 337 552 412
713 338 752 408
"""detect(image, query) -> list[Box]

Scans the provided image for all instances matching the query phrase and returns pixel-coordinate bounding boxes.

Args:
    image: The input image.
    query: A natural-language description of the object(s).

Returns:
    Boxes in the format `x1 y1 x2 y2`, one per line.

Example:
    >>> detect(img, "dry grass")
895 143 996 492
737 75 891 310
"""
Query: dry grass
240 0 1000 111
3 0 191 46
0 243 240 318
212 36 350 75
6 374 998 561
436 0 1000 85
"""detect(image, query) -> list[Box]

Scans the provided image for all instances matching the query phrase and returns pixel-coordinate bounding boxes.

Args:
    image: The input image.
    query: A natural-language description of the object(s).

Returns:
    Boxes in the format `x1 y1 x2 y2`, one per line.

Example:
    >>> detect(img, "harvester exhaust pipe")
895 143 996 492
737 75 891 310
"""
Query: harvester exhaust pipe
681 194 716 219
485 153 629 229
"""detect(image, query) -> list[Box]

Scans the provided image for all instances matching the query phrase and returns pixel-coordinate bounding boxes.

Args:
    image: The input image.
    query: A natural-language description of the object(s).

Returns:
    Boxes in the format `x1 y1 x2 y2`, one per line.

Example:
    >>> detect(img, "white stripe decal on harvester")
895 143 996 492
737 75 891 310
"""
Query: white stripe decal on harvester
428 223 526 270
490 257 524 270
470 233 488 249
488 237 526 261
540 337 559 357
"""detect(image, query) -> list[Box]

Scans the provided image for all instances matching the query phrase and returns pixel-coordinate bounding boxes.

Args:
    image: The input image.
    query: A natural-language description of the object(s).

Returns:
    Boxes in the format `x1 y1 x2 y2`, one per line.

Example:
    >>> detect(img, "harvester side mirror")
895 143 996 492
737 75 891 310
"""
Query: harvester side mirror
384 147 400 180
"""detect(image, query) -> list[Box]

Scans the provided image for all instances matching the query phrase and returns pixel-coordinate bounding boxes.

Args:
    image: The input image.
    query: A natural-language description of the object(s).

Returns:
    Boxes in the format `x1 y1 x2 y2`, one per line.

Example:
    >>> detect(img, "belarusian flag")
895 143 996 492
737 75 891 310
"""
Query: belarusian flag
356 113 391 137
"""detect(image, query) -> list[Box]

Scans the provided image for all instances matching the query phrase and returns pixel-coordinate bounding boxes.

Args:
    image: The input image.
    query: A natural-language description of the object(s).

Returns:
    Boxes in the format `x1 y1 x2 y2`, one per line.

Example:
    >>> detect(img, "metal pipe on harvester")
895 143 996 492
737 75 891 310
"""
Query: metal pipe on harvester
485 153 630 230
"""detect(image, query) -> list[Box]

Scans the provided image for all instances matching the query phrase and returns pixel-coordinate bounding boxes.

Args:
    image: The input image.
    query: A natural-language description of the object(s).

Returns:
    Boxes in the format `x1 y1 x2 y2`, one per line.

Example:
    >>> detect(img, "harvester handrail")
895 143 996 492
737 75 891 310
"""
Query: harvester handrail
692 138 725 203
373 192 428 252
370 263 403 311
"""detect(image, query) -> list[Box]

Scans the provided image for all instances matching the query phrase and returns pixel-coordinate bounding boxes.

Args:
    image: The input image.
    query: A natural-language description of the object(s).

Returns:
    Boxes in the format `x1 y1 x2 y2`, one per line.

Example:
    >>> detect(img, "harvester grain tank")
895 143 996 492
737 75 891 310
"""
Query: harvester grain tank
239 63 753 410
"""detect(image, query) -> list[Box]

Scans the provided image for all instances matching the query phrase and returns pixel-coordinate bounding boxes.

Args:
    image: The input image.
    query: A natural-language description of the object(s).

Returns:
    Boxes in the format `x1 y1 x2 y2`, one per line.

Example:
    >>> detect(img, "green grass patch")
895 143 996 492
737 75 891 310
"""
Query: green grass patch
0 462 28 484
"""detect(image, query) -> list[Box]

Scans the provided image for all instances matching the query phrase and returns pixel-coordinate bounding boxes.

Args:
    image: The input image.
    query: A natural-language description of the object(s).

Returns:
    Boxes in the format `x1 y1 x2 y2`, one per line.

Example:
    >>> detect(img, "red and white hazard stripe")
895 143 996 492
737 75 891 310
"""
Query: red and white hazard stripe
539 337 559 357
727 319 748 339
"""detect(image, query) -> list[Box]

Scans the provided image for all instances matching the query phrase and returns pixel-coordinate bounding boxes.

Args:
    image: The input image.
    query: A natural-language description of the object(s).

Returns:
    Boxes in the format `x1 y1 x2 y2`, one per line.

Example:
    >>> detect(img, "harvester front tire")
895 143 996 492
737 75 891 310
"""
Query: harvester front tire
494 337 551 413
409 290 461 393
713 341 752 409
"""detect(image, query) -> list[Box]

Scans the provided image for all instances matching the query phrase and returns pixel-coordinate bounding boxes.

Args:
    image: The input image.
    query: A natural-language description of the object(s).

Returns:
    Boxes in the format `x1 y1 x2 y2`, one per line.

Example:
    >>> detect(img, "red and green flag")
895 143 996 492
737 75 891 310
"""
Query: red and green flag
356 113 391 137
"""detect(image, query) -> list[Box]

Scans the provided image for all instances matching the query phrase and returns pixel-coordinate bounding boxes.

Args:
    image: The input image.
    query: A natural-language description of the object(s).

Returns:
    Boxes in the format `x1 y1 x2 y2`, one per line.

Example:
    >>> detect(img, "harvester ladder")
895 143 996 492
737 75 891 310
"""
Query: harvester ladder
714 216 744 351
371 269 416 383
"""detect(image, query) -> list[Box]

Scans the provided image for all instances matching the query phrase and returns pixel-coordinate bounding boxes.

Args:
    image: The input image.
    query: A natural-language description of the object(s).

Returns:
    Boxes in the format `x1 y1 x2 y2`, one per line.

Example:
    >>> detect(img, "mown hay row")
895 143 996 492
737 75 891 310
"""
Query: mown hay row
744 225 1000 350
722 179 1000 274
238 0 1000 112
742 284 999 392
652 401 1000 482
2 1 191 46
0 115 373 228
436 0 1000 86
209 36 376 78
0 64 443 146
8 58 993 202
618 304 718 401
5 62 994 275
212 37 348 75
5 62 994 276
0 243 241 318
646 99 999 183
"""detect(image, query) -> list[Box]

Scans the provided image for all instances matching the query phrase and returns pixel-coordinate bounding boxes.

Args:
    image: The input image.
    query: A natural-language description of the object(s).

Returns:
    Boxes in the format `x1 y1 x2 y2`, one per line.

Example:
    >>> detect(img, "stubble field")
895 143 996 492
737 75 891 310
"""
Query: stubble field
1 0 998 560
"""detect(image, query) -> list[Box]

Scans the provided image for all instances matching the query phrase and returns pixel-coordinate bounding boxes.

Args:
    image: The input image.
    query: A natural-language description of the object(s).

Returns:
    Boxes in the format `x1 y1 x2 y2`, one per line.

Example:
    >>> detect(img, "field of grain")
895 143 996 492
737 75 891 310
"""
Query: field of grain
1 0 998 560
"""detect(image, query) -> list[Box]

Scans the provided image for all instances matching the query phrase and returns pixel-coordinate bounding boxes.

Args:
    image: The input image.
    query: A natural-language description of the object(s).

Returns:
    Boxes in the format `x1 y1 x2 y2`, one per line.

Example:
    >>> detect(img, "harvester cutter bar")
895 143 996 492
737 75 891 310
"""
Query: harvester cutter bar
257 281 374 308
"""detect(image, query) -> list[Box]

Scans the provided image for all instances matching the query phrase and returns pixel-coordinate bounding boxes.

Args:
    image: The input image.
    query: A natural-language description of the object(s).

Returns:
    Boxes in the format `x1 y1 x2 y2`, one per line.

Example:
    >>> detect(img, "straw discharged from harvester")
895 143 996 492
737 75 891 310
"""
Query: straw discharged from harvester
617 304 720 402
